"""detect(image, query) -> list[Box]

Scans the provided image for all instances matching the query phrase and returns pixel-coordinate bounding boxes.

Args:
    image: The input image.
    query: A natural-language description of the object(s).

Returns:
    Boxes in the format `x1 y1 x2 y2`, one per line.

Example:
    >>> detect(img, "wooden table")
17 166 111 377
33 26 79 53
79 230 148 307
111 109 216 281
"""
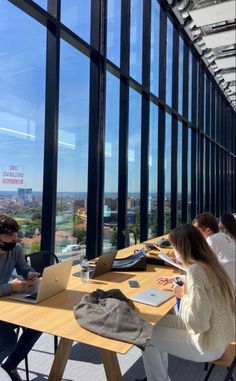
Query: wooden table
0 246 178 381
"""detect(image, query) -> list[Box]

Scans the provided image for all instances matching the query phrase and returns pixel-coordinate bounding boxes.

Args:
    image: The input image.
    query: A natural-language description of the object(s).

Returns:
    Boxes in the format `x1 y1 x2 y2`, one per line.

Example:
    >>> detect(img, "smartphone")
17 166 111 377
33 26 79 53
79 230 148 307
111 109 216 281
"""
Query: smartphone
128 280 140 287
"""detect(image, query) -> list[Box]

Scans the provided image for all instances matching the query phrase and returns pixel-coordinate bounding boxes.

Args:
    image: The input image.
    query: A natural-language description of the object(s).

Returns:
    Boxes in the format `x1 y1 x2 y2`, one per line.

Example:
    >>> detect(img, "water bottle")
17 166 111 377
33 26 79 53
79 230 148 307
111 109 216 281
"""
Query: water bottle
174 276 184 310
81 256 90 283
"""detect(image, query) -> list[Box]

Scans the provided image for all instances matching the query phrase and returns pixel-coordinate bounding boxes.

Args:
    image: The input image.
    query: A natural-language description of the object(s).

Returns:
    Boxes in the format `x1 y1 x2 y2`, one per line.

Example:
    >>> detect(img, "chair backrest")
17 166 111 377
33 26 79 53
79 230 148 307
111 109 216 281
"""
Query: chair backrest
213 342 236 367
25 251 59 274
122 229 137 247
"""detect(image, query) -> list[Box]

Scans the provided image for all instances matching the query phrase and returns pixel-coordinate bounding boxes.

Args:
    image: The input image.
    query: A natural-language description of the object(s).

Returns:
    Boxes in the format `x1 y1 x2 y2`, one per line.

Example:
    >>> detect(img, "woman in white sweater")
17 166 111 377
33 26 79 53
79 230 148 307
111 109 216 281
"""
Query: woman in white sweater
140 224 235 381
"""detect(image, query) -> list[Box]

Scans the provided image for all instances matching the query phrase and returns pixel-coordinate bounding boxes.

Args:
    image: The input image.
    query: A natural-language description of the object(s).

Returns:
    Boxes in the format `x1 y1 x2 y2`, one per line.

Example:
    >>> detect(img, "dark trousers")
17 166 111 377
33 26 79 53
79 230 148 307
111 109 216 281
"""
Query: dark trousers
0 321 41 368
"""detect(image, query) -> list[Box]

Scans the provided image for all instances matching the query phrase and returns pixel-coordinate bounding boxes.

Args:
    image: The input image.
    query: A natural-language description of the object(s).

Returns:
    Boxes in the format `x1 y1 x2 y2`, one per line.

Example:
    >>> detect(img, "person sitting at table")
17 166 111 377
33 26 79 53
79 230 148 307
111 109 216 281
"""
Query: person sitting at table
219 213 236 241
0 215 41 381
137 224 235 381
192 212 235 289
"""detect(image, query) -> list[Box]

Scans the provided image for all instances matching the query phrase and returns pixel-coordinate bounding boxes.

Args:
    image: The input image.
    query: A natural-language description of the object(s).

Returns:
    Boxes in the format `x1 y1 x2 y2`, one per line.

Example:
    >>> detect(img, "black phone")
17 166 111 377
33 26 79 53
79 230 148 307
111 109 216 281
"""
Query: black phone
128 280 140 287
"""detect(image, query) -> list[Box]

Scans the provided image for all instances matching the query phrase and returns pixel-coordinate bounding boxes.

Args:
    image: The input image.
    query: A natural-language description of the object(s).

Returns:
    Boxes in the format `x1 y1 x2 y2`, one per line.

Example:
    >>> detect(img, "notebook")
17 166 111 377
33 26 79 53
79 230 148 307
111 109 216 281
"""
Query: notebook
8 259 73 304
130 288 173 306
73 249 117 279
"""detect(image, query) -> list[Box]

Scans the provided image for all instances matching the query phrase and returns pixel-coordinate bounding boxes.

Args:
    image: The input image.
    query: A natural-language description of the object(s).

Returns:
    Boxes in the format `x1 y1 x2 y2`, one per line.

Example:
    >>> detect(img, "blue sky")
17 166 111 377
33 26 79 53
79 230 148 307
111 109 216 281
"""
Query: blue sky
0 0 173 195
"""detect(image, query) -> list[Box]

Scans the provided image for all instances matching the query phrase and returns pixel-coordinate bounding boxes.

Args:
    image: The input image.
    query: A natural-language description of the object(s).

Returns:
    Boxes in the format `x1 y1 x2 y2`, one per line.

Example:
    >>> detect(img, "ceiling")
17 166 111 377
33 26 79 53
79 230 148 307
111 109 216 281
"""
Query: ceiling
169 0 236 111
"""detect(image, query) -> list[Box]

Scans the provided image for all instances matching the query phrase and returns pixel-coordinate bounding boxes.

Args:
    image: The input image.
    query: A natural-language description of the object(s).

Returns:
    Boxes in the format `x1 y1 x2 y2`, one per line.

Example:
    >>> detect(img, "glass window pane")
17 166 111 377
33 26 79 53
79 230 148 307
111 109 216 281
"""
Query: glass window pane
0 1 46 253
178 37 184 115
150 0 160 96
166 19 173 106
187 128 192 222
57 40 90 260
148 103 158 238
127 89 142 242
107 0 121 67
103 72 120 251
33 0 47 9
177 122 182 225
188 51 192 122
203 73 206 132
165 114 171 232
130 0 143 83
61 0 91 44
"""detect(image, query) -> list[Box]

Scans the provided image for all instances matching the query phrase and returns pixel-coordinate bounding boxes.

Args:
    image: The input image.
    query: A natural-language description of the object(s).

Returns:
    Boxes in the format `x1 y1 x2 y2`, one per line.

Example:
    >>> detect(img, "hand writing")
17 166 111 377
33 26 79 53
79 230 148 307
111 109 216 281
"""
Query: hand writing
156 276 173 285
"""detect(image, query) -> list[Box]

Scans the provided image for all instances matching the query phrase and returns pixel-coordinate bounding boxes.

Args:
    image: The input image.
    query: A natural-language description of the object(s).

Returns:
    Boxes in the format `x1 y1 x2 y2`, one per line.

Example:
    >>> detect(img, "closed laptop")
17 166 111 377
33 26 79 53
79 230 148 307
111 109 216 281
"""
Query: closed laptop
130 288 173 306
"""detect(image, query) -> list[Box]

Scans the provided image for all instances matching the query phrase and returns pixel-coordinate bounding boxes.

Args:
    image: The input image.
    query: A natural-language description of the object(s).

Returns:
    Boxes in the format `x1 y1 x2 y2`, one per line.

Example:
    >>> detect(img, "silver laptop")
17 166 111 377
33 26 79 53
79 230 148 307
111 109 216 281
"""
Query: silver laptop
130 288 173 306
8 259 73 304
73 249 117 279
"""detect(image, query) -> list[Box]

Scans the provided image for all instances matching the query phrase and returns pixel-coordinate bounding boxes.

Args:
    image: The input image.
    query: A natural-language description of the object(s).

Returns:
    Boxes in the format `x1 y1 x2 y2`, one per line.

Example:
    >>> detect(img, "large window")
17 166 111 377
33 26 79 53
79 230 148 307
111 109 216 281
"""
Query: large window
166 19 173 106
57 40 90 260
103 72 120 250
148 103 158 238
178 38 184 115
127 88 142 241
61 0 91 44
187 129 192 221
107 0 121 67
177 122 182 225
188 51 193 122
150 0 160 97
0 1 46 253
165 113 171 232
130 0 143 83
1 1 235 258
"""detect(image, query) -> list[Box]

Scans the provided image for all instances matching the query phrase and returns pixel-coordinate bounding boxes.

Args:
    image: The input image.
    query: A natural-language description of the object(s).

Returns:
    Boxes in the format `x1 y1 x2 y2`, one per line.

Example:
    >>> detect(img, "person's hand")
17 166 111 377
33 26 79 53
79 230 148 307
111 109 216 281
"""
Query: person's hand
156 276 173 285
172 283 186 298
27 271 40 282
10 278 31 293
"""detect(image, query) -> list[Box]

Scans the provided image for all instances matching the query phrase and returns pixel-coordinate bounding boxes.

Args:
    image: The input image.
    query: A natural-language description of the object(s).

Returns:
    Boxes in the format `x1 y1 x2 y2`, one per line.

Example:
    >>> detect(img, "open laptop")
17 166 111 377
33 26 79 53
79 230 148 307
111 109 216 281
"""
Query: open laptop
130 288 173 306
8 259 73 304
73 249 117 279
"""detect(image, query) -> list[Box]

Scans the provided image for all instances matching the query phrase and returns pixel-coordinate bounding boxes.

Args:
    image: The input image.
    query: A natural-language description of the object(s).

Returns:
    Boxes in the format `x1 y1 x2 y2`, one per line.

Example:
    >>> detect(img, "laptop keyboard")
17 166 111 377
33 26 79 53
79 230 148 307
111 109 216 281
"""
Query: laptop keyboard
25 292 38 300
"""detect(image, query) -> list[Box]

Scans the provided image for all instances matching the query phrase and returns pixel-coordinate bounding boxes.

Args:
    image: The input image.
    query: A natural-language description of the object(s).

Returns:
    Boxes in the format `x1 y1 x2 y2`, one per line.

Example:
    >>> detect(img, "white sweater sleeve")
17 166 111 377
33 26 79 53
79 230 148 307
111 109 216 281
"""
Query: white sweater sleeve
179 265 212 335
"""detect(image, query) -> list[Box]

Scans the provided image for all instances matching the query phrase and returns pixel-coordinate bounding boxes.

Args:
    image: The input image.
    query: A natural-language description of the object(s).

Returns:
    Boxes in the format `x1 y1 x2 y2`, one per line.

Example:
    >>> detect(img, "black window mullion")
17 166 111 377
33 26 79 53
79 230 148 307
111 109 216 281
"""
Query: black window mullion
215 146 220 217
198 65 204 214
86 0 104 259
190 56 198 220
171 116 178 229
211 85 216 139
40 1 60 257
210 143 215 215
97 0 107 255
117 0 130 249
181 44 189 223
198 135 204 213
205 139 210 211
157 7 167 235
182 123 188 222
170 29 179 228
140 0 151 242
205 76 210 136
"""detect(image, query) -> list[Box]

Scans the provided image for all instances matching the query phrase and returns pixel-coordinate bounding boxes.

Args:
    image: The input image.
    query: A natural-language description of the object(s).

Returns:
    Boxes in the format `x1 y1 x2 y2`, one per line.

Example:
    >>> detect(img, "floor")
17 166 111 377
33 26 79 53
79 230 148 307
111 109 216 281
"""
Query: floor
15 333 233 381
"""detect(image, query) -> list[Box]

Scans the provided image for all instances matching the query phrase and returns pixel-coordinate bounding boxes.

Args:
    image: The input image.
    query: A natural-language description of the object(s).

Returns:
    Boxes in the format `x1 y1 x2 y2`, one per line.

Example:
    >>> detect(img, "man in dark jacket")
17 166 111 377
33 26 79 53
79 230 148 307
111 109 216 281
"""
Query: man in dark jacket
0 215 41 381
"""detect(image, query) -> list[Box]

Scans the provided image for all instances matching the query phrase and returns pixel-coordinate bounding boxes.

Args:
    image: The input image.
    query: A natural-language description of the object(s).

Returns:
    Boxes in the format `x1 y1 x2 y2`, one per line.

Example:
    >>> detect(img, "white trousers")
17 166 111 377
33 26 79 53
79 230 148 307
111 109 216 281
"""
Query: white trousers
142 314 225 381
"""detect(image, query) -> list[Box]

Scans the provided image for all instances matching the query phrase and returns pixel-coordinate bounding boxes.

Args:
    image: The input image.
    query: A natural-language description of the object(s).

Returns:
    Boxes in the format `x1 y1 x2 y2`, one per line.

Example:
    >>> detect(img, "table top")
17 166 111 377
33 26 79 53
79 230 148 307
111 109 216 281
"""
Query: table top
0 244 178 355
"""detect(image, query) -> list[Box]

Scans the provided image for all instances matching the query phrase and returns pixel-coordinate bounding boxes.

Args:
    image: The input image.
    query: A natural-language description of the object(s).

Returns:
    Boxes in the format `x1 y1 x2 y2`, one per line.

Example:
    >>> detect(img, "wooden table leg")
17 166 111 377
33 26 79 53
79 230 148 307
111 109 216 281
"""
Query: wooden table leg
48 337 73 381
100 348 123 381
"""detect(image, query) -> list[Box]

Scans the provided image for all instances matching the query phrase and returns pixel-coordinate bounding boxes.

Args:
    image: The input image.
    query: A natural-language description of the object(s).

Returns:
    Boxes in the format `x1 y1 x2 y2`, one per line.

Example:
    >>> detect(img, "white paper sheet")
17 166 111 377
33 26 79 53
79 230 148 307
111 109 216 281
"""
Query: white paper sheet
158 252 186 271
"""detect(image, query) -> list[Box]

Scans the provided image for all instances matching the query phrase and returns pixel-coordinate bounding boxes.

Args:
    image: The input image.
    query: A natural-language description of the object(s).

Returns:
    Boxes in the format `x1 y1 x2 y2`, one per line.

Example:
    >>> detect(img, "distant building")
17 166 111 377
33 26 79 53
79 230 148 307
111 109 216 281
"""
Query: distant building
17 188 33 206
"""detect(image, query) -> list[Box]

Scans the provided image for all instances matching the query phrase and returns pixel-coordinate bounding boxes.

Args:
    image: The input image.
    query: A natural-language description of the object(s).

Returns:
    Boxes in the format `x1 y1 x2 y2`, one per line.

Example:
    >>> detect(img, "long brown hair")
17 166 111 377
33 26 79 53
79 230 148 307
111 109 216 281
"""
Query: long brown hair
169 224 235 313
